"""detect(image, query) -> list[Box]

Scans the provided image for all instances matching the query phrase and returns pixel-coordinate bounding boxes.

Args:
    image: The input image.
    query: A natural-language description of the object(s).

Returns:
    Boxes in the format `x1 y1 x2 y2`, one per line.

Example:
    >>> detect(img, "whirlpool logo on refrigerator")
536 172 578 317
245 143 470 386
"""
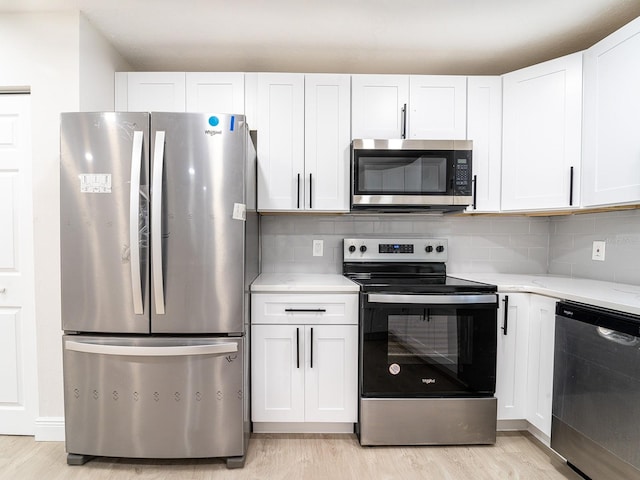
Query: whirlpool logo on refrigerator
204 129 222 136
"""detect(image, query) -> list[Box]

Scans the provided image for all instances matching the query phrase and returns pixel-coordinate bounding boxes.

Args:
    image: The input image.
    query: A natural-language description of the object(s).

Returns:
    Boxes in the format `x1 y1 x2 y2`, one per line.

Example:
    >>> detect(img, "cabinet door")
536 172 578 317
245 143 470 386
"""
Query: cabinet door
304 74 351 212
495 293 530 421
351 75 409 139
582 17 640 206
257 73 305 211
526 295 557 437
502 53 582 211
251 325 305 422
304 325 358 423
466 76 502 212
409 75 467 140
125 72 186 112
185 73 245 113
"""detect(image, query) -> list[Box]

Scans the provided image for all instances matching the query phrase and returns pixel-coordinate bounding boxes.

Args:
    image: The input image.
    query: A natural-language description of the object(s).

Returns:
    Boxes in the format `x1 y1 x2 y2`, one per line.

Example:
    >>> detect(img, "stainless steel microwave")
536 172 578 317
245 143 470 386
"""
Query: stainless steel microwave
351 139 473 212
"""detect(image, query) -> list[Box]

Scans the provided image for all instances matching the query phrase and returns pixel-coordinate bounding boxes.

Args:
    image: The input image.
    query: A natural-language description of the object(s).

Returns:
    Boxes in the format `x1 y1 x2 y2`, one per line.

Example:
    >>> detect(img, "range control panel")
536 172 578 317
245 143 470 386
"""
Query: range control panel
343 238 448 262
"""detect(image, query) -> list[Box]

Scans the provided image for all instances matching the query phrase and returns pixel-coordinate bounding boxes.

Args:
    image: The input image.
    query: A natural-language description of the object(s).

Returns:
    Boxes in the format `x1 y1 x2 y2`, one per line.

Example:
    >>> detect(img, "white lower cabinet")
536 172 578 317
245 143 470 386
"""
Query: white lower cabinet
526 294 557 437
495 293 530 421
495 292 558 440
251 293 358 430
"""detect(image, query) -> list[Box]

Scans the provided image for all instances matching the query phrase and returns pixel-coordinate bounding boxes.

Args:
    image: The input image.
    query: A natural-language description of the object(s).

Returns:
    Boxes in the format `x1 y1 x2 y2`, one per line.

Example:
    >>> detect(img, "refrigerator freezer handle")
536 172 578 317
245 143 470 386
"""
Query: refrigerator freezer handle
65 340 238 357
151 130 166 315
129 130 145 315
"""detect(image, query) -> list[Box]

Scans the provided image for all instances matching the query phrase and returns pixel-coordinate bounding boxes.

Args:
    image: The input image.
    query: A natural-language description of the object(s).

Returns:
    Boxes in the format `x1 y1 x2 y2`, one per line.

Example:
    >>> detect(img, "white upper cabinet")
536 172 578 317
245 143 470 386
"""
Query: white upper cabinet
409 75 467 140
501 53 583 211
256 73 305 211
185 72 245 113
351 75 409 139
466 76 502 212
351 74 467 140
582 16 640 207
257 73 350 212
115 72 186 112
304 74 351 212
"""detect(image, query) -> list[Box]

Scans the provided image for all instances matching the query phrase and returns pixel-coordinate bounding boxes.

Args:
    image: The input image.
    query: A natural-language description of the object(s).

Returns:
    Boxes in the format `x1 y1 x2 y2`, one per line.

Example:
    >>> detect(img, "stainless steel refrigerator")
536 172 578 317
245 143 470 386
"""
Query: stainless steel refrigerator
59 112 258 468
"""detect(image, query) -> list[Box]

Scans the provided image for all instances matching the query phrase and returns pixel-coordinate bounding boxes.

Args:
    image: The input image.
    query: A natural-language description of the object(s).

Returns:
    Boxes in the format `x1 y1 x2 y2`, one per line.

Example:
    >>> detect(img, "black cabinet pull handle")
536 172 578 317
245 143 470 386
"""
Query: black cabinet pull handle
310 327 314 369
297 173 301 209
501 295 509 336
284 308 327 313
401 103 407 139
472 174 477 210
296 327 300 369
309 173 313 209
569 166 574 206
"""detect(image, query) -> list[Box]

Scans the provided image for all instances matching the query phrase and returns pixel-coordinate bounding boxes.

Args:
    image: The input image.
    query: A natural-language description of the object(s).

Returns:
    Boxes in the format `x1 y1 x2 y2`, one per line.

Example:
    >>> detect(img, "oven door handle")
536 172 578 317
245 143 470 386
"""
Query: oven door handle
366 293 497 304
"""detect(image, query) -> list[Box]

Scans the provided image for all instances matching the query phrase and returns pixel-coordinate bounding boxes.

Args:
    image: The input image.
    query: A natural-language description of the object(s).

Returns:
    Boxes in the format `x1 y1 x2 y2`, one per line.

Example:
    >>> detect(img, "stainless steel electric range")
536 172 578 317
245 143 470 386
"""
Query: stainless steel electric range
343 237 498 446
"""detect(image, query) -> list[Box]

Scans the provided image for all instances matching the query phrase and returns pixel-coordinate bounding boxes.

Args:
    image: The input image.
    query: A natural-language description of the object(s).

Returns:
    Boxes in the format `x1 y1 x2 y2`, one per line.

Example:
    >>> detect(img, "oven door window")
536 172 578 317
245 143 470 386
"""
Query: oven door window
361 304 496 397
354 153 449 195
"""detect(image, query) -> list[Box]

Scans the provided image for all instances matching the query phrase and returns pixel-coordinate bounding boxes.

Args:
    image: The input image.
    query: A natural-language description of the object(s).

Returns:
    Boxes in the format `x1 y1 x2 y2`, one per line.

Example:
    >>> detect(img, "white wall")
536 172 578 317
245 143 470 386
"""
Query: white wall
80 14 131 111
0 11 129 439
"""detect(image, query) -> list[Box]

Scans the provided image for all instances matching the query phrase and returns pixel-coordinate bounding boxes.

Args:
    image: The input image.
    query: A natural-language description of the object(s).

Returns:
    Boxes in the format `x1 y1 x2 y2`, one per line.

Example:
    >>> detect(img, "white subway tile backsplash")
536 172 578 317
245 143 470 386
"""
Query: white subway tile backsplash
259 210 640 286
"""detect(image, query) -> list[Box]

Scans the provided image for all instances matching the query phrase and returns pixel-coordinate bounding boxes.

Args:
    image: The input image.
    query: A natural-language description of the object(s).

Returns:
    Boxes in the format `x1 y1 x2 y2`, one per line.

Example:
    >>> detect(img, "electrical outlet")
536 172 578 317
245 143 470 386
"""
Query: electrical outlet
313 239 323 257
592 240 606 261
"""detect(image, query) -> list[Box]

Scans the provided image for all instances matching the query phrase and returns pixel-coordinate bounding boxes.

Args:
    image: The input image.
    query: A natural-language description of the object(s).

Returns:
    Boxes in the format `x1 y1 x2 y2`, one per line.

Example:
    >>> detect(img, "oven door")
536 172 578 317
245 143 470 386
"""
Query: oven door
360 293 497 398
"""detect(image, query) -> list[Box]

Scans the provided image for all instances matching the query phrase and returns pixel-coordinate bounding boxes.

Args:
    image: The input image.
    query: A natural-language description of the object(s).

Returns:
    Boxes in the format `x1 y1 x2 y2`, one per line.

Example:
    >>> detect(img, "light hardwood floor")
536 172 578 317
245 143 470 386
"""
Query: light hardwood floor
0 432 582 480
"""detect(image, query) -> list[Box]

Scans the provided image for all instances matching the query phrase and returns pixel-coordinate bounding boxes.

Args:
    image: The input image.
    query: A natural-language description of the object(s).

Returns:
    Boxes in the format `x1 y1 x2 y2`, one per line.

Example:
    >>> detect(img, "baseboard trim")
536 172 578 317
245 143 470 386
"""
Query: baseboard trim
35 417 65 442
252 422 355 434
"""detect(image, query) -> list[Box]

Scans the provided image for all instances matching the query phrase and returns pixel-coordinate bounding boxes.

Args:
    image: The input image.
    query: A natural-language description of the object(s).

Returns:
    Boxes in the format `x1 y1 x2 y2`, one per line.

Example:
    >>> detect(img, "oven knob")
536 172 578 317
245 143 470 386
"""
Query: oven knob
425 245 434 253
360 245 367 253
348 245 356 253
436 245 445 253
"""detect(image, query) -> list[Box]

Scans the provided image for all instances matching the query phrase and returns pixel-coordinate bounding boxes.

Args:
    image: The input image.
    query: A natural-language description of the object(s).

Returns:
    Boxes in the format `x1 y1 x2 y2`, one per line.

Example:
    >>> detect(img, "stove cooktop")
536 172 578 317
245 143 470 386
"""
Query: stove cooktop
342 237 497 294
346 275 497 294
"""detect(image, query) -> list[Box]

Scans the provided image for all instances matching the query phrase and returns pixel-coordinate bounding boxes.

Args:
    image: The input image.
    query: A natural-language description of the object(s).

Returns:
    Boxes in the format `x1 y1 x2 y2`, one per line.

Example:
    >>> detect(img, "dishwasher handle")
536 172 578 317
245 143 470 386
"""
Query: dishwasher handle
65 340 238 357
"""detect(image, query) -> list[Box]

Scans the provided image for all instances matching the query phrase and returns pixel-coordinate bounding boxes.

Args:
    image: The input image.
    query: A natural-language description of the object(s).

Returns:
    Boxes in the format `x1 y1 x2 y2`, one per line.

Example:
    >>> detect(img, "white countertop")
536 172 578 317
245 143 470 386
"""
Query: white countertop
450 273 640 316
251 273 360 293
251 272 640 316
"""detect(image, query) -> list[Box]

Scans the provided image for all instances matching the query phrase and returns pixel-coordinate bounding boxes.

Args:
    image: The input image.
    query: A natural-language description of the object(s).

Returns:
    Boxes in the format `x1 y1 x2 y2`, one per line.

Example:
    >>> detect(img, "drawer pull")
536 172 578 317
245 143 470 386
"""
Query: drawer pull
285 308 327 313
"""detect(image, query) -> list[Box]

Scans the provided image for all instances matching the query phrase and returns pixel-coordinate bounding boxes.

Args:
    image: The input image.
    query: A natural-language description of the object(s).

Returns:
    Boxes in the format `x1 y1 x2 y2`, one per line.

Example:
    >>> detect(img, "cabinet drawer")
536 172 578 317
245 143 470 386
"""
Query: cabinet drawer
252 294 358 325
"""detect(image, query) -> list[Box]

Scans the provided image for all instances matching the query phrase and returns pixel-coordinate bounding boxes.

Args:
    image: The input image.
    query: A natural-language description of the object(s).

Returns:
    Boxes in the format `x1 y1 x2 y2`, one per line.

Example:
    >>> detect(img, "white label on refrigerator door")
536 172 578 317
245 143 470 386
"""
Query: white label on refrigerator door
79 173 112 193
232 203 246 221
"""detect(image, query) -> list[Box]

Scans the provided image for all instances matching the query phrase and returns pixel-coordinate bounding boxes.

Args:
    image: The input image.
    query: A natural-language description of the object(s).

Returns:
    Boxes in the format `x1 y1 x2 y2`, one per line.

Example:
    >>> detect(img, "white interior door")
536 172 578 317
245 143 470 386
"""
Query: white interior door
0 93 38 434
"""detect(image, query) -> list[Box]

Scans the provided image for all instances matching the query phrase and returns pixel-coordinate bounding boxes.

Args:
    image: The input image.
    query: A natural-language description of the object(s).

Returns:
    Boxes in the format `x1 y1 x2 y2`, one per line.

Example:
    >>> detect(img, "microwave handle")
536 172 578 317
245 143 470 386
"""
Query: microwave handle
472 174 477 210
401 103 407 139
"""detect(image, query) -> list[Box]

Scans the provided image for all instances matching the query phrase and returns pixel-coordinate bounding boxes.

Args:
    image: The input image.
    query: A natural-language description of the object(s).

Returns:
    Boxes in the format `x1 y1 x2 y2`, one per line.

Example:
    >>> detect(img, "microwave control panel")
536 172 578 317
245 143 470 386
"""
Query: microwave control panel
454 156 472 195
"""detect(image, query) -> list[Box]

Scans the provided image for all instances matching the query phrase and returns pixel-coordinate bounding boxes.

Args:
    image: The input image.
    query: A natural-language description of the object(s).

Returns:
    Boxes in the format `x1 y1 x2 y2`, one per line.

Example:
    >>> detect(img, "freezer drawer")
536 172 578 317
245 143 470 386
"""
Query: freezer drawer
63 335 247 460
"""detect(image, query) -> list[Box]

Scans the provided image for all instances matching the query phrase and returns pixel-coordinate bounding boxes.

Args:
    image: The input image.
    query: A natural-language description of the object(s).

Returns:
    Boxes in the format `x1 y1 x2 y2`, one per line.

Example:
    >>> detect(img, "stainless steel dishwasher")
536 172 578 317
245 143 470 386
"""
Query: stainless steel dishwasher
552 301 640 480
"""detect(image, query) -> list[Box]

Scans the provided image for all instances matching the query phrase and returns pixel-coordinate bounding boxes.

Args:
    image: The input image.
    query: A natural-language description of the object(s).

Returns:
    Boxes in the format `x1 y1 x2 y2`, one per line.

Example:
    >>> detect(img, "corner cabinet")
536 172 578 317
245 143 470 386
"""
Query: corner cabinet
582 16 640 207
351 75 466 140
251 293 358 432
256 73 350 212
501 53 583 211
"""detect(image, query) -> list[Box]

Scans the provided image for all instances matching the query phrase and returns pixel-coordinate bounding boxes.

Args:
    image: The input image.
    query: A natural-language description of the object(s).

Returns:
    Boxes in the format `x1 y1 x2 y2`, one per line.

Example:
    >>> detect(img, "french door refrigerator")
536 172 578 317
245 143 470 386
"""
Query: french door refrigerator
59 112 258 468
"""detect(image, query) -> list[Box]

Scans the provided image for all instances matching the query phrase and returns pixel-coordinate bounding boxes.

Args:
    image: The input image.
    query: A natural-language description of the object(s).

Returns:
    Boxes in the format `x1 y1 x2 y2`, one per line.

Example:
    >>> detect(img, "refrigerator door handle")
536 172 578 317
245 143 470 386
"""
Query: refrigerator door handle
129 130 144 315
65 340 238 357
151 130 166 315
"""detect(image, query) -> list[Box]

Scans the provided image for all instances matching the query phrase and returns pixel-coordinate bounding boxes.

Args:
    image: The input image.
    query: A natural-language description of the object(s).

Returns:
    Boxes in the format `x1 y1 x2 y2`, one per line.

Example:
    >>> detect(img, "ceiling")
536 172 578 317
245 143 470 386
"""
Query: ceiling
2 0 640 74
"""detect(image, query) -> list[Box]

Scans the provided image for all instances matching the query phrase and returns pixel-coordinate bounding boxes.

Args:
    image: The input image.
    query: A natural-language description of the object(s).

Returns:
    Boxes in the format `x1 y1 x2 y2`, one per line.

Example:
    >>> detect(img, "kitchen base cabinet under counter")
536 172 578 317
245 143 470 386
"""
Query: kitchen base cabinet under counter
250 284 359 434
